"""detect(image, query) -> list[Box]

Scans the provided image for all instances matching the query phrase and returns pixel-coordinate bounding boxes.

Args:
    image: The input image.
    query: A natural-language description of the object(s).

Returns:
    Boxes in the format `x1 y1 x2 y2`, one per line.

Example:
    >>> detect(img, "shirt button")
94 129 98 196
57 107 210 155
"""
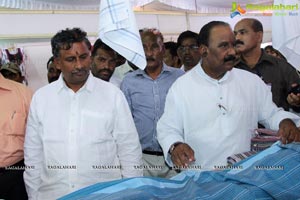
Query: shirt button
71 184 75 188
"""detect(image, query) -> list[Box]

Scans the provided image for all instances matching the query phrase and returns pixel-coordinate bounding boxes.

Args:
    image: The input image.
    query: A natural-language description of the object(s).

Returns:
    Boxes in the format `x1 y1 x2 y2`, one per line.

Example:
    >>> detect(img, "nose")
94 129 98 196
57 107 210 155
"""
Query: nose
144 48 154 57
103 63 110 69
228 46 236 57
74 58 83 69
235 32 241 40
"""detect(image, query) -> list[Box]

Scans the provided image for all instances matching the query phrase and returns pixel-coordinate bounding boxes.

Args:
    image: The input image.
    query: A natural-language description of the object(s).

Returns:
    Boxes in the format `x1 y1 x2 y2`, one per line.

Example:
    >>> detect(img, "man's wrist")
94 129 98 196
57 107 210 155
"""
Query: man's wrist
169 142 183 155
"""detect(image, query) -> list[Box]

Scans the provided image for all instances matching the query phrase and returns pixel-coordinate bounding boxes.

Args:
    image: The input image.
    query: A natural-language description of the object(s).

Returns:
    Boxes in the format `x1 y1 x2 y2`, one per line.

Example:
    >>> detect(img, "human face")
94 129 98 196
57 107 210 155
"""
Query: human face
200 25 237 80
163 49 175 67
142 33 164 71
47 62 61 83
177 38 201 70
91 48 117 82
234 19 262 54
55 41 91 92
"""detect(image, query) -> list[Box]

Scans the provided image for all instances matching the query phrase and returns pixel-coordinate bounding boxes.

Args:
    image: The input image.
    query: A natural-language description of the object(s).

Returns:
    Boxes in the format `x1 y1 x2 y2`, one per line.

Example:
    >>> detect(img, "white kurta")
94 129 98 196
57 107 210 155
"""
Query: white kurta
24 74 142 200
157 63 300 171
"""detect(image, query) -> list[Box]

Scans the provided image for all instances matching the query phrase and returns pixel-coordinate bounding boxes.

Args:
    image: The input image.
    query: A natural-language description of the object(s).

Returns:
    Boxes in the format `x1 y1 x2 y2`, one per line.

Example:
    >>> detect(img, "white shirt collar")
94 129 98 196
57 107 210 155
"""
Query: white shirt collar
55 72 94 94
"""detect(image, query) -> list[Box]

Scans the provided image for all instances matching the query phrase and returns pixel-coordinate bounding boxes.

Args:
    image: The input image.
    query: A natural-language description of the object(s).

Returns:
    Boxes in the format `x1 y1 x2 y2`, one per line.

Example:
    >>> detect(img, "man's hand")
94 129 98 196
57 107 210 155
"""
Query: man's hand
287 83 300 107
170 143 195 168
278 119 300 144
287 93 300 107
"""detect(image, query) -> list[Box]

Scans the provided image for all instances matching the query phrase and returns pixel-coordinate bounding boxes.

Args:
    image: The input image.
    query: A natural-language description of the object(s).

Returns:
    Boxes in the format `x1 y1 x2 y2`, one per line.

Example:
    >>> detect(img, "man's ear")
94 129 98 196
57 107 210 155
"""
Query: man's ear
53 57 61 70
257 31 263 44
199 45 208 57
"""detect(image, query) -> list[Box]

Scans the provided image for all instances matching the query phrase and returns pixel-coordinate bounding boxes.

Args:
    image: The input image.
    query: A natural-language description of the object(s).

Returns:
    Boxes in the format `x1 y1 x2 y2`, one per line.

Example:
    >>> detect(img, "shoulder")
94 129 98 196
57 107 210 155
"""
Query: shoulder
121 69 141 85
93 76 120 91
165 65 185 77
231 67 262 81
6 80 33 101
33 81 57 98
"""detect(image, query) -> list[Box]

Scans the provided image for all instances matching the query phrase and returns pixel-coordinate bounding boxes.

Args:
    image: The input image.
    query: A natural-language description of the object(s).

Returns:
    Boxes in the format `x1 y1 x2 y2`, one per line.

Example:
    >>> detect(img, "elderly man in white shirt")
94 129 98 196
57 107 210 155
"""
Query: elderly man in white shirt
24 28 142 200
157 21 300 171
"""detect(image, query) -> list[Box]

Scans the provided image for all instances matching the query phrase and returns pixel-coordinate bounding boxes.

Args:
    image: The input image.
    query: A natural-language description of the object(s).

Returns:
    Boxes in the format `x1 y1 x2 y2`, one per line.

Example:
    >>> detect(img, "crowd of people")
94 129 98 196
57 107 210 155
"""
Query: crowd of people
1 18 300 200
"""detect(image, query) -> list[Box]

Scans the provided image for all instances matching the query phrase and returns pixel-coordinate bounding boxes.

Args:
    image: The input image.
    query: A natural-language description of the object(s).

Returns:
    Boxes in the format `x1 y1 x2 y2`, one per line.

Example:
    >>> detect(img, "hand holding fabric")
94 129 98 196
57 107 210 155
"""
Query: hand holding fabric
278 118 300 144
170 143 195 168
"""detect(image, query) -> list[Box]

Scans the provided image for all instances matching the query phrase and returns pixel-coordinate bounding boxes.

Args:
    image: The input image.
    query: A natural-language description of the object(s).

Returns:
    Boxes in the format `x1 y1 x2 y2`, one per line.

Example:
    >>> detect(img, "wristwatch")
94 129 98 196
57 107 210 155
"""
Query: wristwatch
169 142 183 155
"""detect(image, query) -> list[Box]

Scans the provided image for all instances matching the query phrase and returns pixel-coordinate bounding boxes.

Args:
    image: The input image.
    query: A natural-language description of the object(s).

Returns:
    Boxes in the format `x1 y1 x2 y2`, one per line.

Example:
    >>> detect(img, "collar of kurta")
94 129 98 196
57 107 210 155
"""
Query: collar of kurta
197 62 231 84
55 72 94 94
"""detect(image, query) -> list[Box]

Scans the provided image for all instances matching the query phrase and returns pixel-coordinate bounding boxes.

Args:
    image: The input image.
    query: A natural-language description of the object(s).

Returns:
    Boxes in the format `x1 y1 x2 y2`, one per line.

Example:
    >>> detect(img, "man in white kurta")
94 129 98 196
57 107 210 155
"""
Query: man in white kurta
157 21 300 171
24 73 142 199
24 28 142 200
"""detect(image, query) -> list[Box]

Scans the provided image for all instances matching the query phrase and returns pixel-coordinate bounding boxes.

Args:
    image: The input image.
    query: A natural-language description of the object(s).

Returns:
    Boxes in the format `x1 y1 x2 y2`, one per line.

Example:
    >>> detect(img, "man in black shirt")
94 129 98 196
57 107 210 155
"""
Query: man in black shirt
234 18 300 112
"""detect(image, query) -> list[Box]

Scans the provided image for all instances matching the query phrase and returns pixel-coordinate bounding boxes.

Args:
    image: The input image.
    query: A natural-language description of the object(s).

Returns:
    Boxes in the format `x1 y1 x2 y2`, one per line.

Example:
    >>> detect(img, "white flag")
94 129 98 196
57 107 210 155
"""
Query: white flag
99 0 146 70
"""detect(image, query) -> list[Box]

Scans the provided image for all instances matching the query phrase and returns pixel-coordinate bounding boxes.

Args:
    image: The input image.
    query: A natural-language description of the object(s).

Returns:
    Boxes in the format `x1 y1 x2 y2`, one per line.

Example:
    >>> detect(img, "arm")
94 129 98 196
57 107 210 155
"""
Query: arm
23 96 43 200
157 86 195 167
113 91 143 178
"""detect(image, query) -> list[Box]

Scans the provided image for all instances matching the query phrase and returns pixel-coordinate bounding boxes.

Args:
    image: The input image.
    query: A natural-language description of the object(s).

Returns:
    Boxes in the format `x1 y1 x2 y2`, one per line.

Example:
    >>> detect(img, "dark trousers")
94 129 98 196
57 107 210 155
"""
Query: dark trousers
0 160 28 200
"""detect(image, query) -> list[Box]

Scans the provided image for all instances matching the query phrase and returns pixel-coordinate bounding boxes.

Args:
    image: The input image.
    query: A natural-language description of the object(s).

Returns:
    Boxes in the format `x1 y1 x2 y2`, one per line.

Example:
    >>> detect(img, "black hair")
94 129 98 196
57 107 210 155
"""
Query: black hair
46 56 54 69
248 18 263 32
164 41 178 58
91 39 115 57
177 30 199 46
51 27 91 58
198 21 229 46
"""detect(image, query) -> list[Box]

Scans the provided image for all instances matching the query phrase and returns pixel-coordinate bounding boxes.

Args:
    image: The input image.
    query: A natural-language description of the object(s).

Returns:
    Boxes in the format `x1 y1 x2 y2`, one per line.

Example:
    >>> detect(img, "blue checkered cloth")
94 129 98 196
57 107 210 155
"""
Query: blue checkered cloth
99 0 146 70
59 142 300 200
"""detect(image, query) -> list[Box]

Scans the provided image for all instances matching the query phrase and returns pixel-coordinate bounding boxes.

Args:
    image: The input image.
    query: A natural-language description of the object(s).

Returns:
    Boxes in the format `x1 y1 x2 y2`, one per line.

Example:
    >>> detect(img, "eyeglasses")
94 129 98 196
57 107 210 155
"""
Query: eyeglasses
177 45 199 53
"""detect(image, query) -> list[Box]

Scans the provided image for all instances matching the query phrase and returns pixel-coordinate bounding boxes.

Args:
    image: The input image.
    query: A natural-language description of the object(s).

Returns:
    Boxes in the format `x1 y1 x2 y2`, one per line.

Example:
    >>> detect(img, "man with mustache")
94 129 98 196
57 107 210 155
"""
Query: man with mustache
234 18 300 112
91 39 121 87
24 28 143 200
177 30 201 72
157 21 300 170
121 28 184 178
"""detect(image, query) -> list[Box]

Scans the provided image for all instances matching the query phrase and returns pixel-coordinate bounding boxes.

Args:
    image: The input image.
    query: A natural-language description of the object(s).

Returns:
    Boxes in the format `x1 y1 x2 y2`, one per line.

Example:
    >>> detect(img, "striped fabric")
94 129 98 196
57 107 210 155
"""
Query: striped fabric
99 0 146 70
251 128 280 152
227 151 257 165
59 142 300 200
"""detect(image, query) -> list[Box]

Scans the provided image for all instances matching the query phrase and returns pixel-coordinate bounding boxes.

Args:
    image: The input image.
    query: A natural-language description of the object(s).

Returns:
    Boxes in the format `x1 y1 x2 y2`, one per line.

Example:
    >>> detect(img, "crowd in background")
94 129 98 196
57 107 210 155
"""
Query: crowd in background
1 18 300 200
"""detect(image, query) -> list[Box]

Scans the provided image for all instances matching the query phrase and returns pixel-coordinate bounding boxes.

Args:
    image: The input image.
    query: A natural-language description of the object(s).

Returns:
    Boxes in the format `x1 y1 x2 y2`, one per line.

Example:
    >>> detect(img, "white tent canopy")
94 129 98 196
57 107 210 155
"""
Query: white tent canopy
1 0 274 13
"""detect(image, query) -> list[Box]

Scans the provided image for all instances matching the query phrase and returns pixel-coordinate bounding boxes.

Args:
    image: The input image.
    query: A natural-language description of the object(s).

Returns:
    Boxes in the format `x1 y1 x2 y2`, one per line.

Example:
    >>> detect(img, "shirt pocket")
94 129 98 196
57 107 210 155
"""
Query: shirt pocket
80 109 114 141
8 112 26 136
79 110 117 166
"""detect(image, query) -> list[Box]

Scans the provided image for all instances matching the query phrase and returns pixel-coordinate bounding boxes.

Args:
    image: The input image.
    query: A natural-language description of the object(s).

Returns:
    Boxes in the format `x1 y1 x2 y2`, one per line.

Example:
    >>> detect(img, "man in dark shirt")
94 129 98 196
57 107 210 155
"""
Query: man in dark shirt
234 18 300 112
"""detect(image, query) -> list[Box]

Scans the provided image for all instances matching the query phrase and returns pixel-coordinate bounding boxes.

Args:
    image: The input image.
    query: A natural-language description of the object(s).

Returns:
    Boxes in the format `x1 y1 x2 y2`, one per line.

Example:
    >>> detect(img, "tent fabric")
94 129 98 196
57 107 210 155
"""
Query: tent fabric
59 142 300 200
0 0 274 13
